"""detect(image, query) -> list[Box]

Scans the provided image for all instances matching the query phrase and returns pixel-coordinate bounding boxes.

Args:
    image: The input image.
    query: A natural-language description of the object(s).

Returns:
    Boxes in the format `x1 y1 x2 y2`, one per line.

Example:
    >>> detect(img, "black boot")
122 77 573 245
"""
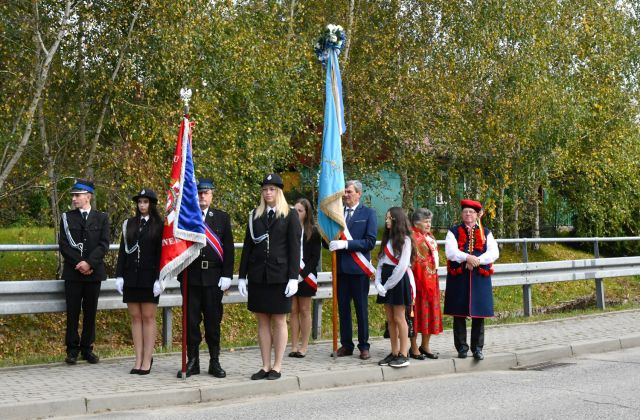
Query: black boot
176 346 200 378
208 346 226 378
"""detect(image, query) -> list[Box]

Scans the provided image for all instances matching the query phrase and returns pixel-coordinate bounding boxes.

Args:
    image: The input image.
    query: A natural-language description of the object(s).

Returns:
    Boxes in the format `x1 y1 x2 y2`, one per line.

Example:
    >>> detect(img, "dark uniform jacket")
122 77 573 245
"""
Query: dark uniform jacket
115 216 162 288
335 204 377 275
238 208 301 285
59 208 110 282
179 208 234 287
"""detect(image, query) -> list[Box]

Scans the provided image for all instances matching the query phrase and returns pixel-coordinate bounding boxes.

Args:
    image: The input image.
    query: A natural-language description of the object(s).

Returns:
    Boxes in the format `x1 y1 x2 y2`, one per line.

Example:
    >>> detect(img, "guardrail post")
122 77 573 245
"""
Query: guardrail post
312 299 323 340
521 239 532 316
162 307 173 348
594 240 606 310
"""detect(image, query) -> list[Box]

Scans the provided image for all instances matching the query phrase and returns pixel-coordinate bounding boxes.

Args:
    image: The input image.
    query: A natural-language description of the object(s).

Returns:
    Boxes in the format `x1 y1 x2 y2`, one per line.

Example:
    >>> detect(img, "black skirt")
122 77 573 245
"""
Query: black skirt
376 264 412 306
248 282 291 314
123 286 159 304
295 279 317 297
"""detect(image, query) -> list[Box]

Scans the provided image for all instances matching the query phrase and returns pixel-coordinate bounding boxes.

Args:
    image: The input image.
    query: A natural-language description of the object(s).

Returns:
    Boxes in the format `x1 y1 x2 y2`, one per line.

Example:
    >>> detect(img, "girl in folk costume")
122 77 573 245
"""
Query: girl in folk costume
409 208 443 360
375 207 416 368
238 174 302 380
289 198 321 358
115 189 163 375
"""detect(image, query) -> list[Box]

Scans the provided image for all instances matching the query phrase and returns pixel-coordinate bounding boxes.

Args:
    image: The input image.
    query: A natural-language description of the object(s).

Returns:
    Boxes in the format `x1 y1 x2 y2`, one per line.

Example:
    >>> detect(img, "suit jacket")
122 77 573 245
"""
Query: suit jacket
59 208 110 282
336 204 377 275
115 216 162 288
300 226 321 279
179 208 235 287
238 208 302 285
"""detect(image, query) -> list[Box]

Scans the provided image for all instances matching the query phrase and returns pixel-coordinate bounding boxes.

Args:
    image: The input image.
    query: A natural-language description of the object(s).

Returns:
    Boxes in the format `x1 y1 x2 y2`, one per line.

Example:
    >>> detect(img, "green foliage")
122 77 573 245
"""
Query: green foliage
0 0 639 241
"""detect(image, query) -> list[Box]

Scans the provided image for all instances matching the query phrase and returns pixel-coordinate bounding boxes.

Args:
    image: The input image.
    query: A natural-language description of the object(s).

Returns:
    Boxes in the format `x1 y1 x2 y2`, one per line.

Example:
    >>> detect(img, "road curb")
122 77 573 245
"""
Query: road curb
2 334 640 419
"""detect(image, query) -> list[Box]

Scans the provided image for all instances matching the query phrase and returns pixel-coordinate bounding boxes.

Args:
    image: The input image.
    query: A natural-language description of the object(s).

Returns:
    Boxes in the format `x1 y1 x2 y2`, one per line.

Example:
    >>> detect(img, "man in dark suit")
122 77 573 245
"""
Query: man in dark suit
329 180 377 360
177 178 235 378
59 179 110 365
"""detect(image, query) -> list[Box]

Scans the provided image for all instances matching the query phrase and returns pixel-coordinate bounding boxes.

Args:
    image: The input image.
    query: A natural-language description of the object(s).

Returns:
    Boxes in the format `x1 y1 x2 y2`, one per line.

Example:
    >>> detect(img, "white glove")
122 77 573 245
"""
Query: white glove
218 276 231 291
115 277 124 295
238 278 248 297
153 280 163 297
329 240 348 251
375 279 386 297
297 274 304 283
284 279 298 297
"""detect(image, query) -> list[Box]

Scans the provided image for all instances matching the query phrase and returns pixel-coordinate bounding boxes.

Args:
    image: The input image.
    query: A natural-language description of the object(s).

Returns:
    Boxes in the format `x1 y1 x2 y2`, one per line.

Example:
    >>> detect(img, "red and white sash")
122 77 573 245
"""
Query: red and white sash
204 224 224 262
383 241 416 301
299 261 318 291
339 227 375 278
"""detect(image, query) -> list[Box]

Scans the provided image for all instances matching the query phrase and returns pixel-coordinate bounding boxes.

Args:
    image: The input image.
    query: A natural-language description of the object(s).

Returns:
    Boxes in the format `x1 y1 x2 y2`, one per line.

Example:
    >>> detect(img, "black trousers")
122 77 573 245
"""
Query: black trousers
453 316 485 353
184 284 224 352
64 280 102 354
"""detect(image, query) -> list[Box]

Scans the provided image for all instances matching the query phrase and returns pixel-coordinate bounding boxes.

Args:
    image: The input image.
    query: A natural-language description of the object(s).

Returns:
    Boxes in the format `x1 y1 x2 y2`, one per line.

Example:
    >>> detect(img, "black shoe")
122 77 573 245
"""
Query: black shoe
409 352 427 360
378 353 395 366
266 369 281 380
389 354 410 368
138 358 153 375
177 353 200 378
81 351 99 364
251 369 269 380
129 368 140 374
473 350 484 361
65 353 78 365
419 346 439 359
208 359 226 378
458 351 468 359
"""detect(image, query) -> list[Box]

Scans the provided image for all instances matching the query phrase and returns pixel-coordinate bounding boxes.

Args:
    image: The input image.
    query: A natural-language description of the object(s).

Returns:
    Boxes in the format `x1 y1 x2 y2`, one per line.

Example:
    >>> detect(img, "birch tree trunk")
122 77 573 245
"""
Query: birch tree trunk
0 0 75 194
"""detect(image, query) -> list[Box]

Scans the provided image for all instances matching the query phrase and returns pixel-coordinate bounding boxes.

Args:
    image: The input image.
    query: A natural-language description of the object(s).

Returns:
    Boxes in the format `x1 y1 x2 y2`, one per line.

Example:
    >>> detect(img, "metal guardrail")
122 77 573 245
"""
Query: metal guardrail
1 237 639 347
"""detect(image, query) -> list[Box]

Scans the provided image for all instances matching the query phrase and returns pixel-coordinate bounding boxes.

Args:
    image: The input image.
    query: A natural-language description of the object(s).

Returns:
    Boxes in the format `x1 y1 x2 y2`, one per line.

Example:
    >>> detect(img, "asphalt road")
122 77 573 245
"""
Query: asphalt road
70 347 640 420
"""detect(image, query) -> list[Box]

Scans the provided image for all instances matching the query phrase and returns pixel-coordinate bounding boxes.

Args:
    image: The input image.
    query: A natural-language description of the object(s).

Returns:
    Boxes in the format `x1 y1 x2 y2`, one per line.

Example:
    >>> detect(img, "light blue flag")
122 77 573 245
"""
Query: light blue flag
317 50 346 242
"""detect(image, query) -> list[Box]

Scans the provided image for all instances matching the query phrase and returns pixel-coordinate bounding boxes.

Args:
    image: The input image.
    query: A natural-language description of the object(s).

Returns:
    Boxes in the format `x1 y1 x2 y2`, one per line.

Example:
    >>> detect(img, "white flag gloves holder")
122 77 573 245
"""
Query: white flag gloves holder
238 278 248 297
115 277 124 295
284 279 298 297
329 240 348 251
153 280 164 297
218 277 231 291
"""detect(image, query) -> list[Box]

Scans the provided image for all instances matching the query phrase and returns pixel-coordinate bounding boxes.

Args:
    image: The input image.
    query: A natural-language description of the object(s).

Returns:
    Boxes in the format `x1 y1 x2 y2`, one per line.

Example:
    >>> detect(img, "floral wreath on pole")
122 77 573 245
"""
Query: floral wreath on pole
314 24 346 66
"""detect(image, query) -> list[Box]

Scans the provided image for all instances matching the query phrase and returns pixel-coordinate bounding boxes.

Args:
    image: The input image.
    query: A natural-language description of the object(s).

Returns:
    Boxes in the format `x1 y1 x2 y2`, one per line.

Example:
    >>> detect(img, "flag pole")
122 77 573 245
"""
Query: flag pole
179 88 192 380
331 251 338 358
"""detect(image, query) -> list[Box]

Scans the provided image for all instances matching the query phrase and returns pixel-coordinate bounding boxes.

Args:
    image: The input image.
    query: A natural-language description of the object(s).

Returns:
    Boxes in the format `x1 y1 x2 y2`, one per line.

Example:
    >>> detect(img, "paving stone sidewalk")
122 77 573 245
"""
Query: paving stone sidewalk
2 309 640 419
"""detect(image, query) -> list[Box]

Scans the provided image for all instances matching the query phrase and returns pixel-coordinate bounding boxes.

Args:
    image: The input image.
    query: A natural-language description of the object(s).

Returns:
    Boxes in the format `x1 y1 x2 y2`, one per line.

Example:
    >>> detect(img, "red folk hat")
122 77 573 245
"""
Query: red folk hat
460 199 482 212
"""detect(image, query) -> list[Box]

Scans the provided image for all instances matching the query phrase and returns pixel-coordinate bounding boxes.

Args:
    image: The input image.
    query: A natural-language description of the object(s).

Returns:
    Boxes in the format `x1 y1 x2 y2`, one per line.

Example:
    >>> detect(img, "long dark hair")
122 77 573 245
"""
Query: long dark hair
295 198 316 241
379 207 415 263
127 200 163 242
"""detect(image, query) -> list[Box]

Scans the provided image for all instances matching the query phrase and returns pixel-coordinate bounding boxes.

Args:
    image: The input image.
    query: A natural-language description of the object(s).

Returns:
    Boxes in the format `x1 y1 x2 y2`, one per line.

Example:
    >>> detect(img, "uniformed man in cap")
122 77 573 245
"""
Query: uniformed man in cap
177 178 234 378
59 179 110 364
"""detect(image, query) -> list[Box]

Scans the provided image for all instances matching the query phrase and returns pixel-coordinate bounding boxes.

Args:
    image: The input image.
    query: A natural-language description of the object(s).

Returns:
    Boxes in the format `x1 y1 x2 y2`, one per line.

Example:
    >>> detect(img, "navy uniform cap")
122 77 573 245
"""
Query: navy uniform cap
197 178 214 192
70 179 95 194
132 188 158 204
260 173 284 189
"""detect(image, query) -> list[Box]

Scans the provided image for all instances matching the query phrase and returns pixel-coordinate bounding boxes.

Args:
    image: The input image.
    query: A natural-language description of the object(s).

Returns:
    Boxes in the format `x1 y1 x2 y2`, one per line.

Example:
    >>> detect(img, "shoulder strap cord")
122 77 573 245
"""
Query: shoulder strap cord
121 219 139 255
62 213 84 257
248 209 269 244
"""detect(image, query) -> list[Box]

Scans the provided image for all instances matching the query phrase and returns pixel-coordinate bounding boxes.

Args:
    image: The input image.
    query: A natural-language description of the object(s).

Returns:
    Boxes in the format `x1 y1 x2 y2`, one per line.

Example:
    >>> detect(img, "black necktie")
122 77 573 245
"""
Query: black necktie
268 209 275 222
82 212 88 221
345 208 353 224
140 218 147 231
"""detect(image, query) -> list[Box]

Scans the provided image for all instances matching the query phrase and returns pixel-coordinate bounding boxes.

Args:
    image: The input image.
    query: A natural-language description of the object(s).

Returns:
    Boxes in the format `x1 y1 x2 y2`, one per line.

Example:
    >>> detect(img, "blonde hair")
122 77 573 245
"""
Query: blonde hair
254 187 290 219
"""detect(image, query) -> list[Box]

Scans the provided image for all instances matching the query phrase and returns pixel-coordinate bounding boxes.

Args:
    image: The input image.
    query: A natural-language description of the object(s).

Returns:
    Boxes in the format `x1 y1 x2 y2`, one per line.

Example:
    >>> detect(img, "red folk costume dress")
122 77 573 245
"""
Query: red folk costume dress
411 227 443 335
